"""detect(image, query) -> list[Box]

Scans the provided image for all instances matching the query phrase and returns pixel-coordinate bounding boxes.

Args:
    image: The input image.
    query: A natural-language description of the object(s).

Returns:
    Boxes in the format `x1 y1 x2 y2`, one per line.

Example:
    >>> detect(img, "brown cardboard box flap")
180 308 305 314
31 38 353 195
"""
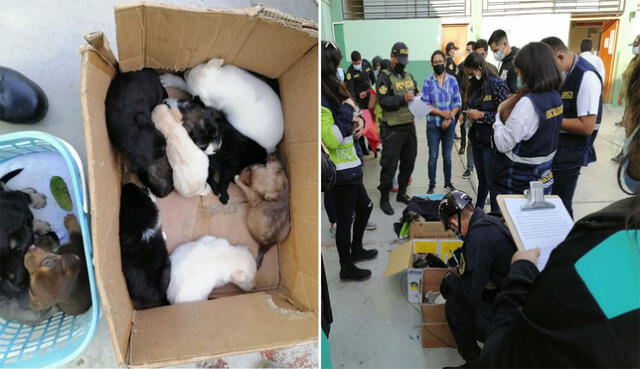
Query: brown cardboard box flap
421 324 457 348
129 290 317 367
410 221 456 240
113 2 317 76
384 241 412 277
84 31 118 68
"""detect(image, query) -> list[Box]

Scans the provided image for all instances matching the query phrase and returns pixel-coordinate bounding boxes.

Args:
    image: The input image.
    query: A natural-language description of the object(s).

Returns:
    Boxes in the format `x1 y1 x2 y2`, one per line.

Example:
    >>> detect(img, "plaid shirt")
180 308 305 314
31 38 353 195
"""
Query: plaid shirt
421 73 462 127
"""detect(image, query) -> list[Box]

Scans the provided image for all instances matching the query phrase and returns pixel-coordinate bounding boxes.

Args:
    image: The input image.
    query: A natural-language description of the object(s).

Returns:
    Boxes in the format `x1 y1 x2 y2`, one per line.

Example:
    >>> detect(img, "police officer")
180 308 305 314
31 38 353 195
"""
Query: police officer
438 190 516 367
362 57 376 85
542 37 602 218
376 42 419 216
371 56 383 82
346 51 373 110
493 42 564 196
445 42 459 76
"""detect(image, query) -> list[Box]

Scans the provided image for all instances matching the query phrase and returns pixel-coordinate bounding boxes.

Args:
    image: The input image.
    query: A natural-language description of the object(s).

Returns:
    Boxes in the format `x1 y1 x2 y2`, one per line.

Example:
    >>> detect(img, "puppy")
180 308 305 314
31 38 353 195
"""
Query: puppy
234 156 291 268
137 157 173 198
208 115 267 205
161 59 284 153
119 183 171 309
24 214 91 315
166 98 221 155
151 104 211 198
167 235 256 305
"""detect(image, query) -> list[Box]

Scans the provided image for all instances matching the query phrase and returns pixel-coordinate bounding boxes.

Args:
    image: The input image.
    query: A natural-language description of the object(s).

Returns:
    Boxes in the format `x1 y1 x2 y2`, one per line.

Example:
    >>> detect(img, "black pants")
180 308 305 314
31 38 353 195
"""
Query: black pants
324 190 337 224
445 296 494 362
333 182 373 270
459 112 467 148
551 167 581 218
378 123 417 194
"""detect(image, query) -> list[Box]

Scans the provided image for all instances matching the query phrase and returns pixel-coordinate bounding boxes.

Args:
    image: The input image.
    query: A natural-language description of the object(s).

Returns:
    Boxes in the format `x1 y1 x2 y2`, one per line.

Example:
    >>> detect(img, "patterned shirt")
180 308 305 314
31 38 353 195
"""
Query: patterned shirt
421 73 462 127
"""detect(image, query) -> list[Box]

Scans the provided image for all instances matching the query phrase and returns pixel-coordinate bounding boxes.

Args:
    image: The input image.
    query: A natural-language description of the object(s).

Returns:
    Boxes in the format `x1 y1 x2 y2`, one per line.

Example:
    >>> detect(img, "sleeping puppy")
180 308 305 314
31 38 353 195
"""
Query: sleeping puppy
167 235 256 305
160 59 283 153
106 68 172 197
234 156 291 268
119 183 171 309
151 104 211 198
207 115 267 205
24 214 91 316
165 98 221 155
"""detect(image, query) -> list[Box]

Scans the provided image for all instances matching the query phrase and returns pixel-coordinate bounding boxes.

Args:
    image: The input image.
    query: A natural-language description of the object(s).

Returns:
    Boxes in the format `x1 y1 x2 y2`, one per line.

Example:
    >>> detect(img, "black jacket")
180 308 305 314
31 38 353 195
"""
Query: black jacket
478 196 640 368
362 58 376 84
498 46 519 93
440 208 516 308
345 64 372 109
445 56 457 76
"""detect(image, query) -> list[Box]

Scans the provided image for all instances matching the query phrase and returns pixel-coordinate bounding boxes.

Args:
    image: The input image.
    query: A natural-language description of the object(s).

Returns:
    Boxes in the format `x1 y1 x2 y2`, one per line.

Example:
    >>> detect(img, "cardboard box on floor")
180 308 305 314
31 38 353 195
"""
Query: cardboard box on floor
409 221 457 240
421 268 457 348
79 3 318 367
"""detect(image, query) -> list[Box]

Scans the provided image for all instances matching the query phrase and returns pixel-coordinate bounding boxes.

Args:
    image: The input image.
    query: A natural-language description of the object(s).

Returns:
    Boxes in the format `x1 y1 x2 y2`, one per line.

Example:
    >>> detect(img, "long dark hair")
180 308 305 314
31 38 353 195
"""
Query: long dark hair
321 41 351 109
514 42 562 93
463 52 497 101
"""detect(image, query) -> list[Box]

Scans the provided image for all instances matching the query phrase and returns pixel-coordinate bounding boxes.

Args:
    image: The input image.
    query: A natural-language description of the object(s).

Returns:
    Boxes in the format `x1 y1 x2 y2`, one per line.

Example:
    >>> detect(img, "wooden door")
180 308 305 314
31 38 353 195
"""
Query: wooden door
599 19 619 103
441 24 469 65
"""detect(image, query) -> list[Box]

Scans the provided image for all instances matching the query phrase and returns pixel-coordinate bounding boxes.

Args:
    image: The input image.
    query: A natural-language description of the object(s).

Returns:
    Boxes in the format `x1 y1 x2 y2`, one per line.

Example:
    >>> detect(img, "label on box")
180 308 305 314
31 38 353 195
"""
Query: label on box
407 269 423 304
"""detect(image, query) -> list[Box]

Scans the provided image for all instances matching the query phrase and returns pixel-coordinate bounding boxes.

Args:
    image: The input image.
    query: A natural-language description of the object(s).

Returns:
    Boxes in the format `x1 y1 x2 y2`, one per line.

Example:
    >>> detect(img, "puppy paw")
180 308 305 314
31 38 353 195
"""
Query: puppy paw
23 188 47 209
33 219 52 235
64 214 81 233
160 74 188 91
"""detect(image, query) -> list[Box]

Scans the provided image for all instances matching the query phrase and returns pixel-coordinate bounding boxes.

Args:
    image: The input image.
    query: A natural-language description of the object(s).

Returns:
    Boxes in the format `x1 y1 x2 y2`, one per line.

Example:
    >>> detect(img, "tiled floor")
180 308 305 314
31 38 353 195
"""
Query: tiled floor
322 105 628 368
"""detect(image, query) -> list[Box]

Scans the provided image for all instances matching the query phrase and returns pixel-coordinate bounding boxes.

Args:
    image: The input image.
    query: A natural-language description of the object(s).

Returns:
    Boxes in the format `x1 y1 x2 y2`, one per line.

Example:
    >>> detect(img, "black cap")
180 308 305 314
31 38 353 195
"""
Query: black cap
391 42 409 65
446 42 459 52
438 190 473 230
372 56 382 67
630 35 640 46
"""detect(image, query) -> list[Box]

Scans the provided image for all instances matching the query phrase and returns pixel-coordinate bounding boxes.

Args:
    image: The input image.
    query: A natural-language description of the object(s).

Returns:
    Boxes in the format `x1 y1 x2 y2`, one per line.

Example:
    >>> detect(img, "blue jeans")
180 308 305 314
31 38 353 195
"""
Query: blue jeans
472 145 498 212
427 121 456 186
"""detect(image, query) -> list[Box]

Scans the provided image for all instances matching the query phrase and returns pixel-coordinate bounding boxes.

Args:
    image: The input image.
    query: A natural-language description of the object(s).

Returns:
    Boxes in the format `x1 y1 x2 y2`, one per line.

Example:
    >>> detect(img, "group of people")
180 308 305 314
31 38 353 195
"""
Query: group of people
321 29 639 367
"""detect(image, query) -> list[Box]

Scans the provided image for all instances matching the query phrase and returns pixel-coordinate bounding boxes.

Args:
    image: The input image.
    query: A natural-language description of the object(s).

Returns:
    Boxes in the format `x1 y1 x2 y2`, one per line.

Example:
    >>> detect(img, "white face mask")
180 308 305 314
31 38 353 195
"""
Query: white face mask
493 44 506 62
633 46 640 55
353 64 362 71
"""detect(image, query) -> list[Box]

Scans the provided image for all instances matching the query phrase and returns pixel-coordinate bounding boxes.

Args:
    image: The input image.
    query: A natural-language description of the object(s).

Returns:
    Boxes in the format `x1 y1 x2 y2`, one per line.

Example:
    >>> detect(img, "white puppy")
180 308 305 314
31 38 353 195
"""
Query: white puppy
167 235 257 305
151 103 211 198
160 58 284 153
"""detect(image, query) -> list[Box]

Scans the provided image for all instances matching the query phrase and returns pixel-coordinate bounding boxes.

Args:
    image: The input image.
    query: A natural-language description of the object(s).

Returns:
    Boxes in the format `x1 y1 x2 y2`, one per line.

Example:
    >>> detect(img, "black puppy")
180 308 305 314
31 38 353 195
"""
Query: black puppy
106 69 173 197
206 110 267 205
0 169 54 325
119 183 170 309
171 98 222 154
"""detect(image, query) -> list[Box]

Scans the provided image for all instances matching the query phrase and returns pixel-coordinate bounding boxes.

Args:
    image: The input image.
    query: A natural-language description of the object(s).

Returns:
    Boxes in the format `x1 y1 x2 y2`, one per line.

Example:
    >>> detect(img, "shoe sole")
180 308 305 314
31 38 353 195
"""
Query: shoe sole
340 274 372 282
365 226 377 231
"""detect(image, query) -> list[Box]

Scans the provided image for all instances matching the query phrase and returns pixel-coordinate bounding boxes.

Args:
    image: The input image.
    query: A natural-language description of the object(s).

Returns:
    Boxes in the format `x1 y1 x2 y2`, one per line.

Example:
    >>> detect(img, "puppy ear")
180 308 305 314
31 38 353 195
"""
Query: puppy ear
61 254 81 277
193 96 205 106
207 58 225 68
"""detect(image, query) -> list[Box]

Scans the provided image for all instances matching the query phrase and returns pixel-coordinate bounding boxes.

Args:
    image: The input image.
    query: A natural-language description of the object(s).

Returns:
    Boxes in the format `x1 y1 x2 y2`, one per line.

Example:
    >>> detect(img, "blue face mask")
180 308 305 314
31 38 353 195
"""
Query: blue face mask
337 67 345 82
618 125 639 195
516 75 523 90
354 64 362 71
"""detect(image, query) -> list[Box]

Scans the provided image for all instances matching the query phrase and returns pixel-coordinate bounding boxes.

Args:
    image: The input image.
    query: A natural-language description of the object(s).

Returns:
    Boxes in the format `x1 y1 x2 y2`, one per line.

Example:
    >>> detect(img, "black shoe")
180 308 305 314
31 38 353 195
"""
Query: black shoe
352 247 378 262
462 169 472 179
444 183 456 192
427 184 435 194
612 152 624 163
0 67 48 124
396 193 411 204
340 265 372 281
615 120 623 127
443 363 475 369
459 146 465 155
380 194 394 215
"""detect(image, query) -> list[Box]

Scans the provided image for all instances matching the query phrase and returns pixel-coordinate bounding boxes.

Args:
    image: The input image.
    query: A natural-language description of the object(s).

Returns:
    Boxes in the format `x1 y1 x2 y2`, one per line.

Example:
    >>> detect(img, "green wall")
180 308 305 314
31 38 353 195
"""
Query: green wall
611 0 638 106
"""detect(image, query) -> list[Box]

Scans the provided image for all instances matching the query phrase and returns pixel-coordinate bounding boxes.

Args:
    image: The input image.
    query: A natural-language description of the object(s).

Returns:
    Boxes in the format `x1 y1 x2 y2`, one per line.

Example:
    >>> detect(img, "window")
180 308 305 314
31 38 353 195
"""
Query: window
342 0 471 20
482 0 626 16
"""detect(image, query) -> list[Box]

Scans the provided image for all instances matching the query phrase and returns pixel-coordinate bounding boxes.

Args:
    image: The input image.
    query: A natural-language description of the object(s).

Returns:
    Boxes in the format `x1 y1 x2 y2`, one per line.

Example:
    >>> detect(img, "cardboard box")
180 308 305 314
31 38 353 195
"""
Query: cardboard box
384 239 462 303
79 3 318 367
409 221 457 240
421 268 456 348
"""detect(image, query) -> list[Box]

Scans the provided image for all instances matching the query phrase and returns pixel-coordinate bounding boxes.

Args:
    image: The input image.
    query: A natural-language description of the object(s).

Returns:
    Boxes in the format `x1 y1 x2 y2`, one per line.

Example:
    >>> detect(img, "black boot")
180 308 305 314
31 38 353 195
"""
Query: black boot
339 264 372 281
396 192 411 204
380 192 394 215
0 67 48 124
351 245 378 262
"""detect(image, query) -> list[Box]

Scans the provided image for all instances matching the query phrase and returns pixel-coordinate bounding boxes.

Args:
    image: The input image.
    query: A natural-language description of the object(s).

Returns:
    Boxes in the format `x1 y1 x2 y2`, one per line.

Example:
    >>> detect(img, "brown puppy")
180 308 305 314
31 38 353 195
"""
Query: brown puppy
24 214 91 315
234 156 291 268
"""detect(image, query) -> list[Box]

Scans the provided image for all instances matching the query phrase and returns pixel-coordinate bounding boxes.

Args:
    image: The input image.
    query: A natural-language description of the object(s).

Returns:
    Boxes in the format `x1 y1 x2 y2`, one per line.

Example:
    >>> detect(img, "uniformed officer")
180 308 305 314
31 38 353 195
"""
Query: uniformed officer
445 42 459 76
376 42 419 216
346 51 373 110
371 55 383 82
362 57 376 85
542 37 602 218
437 190 516 367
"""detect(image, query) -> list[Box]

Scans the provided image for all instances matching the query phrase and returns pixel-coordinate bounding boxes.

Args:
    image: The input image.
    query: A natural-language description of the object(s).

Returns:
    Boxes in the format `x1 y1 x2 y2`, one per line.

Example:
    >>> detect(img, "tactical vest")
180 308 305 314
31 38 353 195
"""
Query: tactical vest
554 56 603 170
495 91 563 194
380 69 415 126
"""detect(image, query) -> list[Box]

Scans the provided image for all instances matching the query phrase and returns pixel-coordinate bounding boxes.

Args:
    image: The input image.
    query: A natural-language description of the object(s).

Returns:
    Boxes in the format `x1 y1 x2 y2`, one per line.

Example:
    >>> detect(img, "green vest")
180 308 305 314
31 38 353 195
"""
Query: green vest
380 69 415 125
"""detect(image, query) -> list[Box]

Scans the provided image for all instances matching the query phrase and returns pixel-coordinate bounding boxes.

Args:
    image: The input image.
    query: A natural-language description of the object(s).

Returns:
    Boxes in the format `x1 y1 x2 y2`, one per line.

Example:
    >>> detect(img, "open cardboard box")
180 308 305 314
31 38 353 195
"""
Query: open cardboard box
421 269 457 348
409 221 457 240
79 3 318 367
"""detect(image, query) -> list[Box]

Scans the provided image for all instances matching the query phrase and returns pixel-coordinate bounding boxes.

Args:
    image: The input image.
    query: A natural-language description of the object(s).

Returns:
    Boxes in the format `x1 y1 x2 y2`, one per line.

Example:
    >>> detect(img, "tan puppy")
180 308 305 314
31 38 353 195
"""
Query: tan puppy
234 156 291 268
24 214 91 315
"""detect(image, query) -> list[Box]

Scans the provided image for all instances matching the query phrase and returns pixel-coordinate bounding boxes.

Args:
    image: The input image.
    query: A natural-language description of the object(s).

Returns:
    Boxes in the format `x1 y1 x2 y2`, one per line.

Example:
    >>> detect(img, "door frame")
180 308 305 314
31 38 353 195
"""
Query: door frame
440 23 469 65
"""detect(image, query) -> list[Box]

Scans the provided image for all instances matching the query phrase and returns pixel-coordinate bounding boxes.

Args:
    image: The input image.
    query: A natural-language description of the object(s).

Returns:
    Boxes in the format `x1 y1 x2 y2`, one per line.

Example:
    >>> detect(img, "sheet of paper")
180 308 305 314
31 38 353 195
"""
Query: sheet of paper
408 94 433 118
504 197 574 271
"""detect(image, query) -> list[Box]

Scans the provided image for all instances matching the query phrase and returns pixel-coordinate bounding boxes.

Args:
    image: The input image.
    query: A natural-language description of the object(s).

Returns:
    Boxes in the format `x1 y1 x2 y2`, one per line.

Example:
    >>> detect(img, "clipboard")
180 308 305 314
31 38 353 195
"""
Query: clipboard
497 194 562 251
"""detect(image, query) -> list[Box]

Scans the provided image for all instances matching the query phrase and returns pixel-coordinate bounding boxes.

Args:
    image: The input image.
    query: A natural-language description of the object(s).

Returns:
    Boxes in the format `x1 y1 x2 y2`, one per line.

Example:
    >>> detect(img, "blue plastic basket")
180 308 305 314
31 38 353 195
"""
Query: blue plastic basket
0 131 99 368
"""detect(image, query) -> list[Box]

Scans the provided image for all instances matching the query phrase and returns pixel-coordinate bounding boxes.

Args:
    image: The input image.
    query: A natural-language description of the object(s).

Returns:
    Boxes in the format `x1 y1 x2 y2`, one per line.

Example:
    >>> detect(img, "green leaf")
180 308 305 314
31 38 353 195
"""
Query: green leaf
50 176 73 211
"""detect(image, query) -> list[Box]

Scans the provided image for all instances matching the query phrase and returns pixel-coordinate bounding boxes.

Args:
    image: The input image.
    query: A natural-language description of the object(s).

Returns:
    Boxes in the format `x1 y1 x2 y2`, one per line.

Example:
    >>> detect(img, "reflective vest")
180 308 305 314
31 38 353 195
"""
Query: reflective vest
554 56 603 170
380 69 415 126
495 91 563 194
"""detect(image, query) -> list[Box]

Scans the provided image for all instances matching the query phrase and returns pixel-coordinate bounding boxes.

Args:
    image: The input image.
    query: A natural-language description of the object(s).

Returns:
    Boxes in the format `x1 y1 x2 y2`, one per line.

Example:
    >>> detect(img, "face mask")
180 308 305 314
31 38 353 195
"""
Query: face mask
374 70 379 78
451 50 456 57
433 64 445 75
633 46 640 55
337 67 345 82
354 64 362 71
618 125 640 194
493 46 505 62
516 75 523 89
394 63 406 74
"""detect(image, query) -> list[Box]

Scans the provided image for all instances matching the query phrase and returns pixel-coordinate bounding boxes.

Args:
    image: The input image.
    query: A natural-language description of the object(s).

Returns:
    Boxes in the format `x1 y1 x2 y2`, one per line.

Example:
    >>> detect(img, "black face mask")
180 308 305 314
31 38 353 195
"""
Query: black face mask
433 64 445 75
394 63 406 74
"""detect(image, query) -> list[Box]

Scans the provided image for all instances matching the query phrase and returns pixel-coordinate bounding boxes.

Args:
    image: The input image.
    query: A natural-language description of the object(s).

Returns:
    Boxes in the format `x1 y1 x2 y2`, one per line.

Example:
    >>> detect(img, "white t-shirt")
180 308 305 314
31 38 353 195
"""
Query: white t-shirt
580 52 605 81
576 69 602 119
493 96 539 153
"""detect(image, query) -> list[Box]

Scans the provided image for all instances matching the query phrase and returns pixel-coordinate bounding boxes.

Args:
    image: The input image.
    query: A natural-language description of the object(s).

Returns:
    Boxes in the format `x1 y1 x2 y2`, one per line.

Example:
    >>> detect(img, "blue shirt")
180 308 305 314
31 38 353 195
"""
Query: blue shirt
421 73 462 127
